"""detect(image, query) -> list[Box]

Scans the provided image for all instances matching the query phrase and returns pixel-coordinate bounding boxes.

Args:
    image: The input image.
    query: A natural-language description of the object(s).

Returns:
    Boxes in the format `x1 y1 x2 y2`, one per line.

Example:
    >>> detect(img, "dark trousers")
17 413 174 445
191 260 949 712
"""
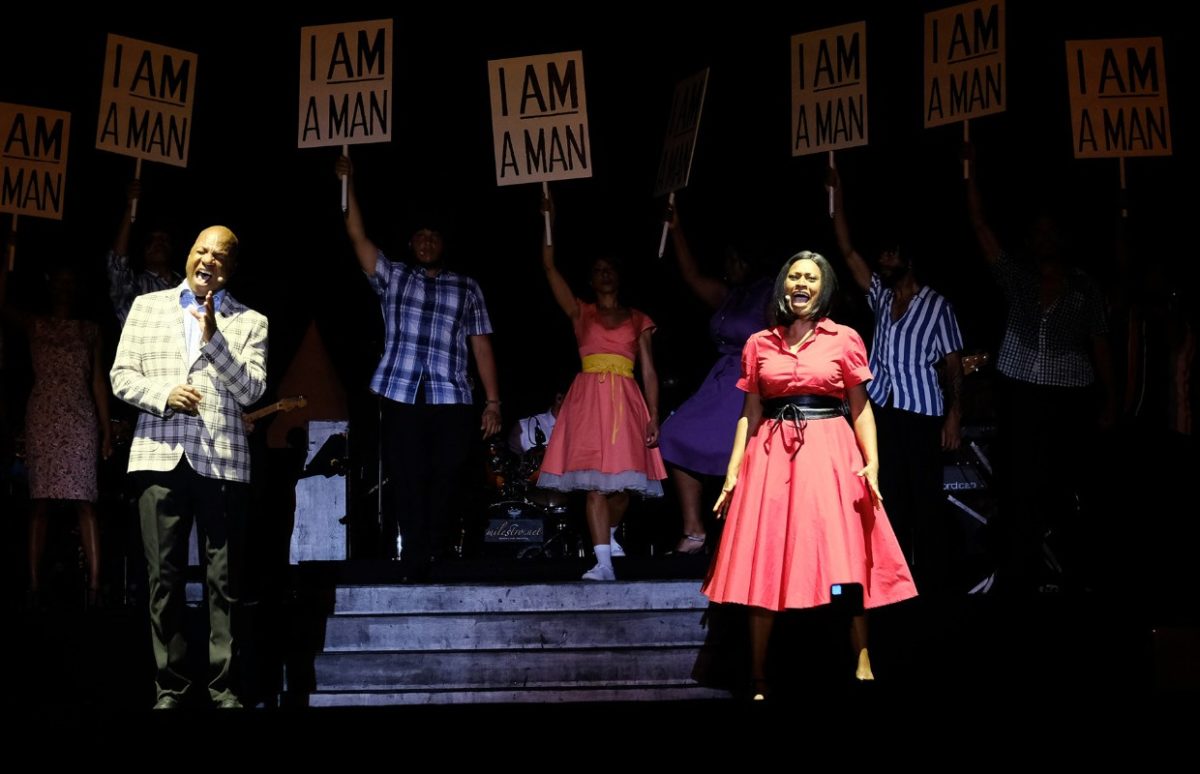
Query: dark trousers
993 377 1094 591
874 402 950 594
381 396 476 573
137 459 247 703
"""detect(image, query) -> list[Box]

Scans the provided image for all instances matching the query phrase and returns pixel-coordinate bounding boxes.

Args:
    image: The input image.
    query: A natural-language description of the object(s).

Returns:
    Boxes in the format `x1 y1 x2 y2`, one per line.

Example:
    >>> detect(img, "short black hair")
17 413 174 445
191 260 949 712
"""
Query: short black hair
770 251 837 325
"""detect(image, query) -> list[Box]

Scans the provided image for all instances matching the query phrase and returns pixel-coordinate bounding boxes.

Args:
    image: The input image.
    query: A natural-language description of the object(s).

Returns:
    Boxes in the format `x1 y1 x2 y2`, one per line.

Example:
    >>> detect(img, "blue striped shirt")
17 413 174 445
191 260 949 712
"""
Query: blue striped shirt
367 252 493 405
865 273 963 416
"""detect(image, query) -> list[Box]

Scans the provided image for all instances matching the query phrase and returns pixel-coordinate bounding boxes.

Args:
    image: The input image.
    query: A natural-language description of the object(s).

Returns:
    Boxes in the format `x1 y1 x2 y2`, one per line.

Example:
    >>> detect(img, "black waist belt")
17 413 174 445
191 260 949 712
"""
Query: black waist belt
762 394 846 420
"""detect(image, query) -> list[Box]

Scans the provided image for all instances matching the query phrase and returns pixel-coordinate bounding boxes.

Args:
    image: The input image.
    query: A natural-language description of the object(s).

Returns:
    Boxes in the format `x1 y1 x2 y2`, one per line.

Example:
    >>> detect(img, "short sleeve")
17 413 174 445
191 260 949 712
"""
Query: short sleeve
736 335 761 394
937 300 964 356
866 272 884 314
841 328 873 388
367 251 394 297
636 309 656 336
463 277 494 336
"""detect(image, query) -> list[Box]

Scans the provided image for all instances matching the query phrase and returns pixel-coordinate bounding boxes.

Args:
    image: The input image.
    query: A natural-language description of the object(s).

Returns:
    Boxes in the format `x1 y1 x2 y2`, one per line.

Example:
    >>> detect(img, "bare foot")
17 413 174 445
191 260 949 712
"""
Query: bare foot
671 533 706 555
855 648 875 681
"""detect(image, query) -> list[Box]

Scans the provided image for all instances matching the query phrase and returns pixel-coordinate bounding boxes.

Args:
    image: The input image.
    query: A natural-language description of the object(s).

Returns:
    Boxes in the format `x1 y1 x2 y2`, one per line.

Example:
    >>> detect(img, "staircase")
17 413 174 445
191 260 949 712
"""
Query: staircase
289 580 728 705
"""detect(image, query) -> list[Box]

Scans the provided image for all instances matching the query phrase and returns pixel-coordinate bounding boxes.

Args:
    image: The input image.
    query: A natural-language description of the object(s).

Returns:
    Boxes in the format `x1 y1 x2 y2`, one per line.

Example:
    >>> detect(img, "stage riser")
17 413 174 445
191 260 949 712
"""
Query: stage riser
310 647 704 692
331 581 709 615
322 610 707 651
306 686 728 706
294 580 726 705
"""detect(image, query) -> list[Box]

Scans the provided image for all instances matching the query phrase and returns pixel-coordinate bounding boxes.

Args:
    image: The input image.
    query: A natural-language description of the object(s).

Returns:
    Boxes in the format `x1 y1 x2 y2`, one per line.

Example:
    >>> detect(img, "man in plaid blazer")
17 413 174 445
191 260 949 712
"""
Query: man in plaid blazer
111 225 267 709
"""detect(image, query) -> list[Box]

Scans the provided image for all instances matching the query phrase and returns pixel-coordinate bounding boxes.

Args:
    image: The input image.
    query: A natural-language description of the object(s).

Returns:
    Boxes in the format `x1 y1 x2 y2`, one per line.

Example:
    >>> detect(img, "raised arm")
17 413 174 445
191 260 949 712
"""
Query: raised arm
667 202 728 310
826 167 872 292
335 155 380 275
963 143 1002 264
713 392 763 517
540 188 579 320
637 328 660 447
0 241 31 332
112 180 138 257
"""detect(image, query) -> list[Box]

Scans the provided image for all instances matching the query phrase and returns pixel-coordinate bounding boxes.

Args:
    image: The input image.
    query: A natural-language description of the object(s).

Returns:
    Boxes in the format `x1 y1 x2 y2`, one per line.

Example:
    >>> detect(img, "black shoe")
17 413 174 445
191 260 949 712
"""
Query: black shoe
215 697 243 710
153 695 181 710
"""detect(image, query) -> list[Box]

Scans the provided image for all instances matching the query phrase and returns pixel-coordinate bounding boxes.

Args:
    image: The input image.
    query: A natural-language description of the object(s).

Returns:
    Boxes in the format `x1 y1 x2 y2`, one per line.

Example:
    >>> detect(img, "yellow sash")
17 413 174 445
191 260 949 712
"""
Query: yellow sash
582 354 635 444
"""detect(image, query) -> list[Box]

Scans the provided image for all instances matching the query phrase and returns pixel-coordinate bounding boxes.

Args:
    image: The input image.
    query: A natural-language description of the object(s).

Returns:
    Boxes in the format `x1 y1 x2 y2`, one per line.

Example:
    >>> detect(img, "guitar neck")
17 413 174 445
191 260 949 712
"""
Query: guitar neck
245 401 284 423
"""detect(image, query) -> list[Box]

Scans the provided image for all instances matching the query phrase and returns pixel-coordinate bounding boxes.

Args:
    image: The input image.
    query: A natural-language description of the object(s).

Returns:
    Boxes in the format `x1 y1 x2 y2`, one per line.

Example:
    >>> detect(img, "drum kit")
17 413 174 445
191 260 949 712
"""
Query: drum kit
482 439 583 559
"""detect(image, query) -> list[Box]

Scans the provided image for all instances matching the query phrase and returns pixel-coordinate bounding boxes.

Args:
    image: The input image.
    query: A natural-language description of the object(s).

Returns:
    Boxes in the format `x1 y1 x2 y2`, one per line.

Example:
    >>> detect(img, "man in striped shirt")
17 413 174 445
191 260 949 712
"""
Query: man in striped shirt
829 169 965 594
336 156 502 580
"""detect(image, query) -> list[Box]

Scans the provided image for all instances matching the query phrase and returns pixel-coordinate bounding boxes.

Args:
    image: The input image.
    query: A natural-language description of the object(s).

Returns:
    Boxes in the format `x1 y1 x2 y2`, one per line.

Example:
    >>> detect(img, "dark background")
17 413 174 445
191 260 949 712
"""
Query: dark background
2 0 1191 458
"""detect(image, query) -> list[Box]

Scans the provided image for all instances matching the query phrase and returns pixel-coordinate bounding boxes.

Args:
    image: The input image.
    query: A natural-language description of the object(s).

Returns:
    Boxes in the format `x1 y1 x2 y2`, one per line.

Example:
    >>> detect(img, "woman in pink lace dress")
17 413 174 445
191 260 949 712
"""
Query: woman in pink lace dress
2 262 111 605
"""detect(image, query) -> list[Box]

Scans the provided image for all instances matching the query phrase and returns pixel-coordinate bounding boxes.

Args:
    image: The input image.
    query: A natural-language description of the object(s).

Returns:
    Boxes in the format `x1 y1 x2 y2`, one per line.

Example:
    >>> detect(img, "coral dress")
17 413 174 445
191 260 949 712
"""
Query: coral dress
537 301 667 496
702 320 917 611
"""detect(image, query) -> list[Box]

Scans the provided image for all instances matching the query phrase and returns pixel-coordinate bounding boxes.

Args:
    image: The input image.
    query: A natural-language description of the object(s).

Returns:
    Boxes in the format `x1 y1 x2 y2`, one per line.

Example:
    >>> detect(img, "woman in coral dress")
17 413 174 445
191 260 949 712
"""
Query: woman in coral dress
536 191 667 580
704 251 916 694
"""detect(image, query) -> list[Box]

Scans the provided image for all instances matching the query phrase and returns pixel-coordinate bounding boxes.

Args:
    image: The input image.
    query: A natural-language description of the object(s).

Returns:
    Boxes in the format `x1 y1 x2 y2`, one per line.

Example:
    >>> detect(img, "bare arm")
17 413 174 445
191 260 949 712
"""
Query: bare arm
112 180 137 256
963 146 1002 264
847 384 883 504
1092 334 1117 430
713 391 763 516
470 334 502 438
335 155 380 275
826 168 872 292
0 247 31 332
90 328 112 460
637 328 660 447
667 205 727 310
940 351 964 451
540 190 579 320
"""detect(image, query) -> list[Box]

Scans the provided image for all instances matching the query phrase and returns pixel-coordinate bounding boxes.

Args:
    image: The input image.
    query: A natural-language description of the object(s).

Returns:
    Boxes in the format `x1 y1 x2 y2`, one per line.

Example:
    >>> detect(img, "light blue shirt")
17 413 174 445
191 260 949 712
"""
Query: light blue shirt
179 284 226 366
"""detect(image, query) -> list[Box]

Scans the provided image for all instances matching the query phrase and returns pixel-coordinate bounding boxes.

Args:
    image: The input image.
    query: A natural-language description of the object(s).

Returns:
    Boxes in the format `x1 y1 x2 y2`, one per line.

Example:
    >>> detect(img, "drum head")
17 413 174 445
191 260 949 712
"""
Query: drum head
487 499 540 519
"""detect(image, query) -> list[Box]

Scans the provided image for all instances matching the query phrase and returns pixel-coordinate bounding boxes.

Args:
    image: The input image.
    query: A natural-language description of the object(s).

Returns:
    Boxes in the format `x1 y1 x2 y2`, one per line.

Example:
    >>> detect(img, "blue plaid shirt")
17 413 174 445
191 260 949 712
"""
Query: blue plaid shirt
367 252 493 405
107 250 182 327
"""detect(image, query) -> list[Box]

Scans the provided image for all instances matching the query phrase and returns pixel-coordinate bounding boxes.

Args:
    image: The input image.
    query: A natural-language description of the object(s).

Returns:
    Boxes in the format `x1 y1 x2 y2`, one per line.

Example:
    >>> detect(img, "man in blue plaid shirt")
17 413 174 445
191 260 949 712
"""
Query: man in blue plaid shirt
336 156 502 579
106 179 182 327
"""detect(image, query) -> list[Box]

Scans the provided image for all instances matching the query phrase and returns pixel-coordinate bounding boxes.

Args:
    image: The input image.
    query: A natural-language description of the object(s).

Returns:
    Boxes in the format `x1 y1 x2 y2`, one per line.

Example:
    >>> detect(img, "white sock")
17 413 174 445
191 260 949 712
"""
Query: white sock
593 544 613 569
609 526 619 542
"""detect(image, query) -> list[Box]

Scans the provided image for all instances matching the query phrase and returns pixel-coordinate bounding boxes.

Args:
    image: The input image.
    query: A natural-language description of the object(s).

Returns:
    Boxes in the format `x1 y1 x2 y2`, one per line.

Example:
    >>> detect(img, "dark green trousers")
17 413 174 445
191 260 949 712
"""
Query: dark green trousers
138 459 247 704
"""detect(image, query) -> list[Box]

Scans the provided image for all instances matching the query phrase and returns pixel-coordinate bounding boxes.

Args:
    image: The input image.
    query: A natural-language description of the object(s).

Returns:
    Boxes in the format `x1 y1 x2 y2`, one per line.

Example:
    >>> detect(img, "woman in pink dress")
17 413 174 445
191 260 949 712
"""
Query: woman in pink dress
536 191 667 581
704 251 916 695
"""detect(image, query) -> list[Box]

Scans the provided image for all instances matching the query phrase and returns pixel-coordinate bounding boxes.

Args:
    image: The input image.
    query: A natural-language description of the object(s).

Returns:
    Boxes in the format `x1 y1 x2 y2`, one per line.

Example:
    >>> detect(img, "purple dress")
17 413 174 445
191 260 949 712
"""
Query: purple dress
659 278 772 476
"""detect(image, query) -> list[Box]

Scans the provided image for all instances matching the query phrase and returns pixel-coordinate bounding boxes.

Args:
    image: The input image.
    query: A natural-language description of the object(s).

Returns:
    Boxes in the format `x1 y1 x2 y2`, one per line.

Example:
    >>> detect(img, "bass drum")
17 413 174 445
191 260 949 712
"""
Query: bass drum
527 488 568 514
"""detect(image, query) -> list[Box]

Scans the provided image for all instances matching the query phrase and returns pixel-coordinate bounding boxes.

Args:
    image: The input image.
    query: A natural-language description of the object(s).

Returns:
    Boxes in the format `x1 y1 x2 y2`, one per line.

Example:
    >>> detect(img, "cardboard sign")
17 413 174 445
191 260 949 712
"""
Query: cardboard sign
0 103 70 219
655 68 709 196
488 51 592 186
299 19 393 148
791 22 868 155
924 0 1005 128
96 34 197 166
1066 37 1171 158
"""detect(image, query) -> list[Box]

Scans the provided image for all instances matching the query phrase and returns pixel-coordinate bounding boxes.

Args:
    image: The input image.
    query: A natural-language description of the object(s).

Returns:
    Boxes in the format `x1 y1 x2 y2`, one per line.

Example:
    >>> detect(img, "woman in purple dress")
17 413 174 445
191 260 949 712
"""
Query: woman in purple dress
658 204 770 554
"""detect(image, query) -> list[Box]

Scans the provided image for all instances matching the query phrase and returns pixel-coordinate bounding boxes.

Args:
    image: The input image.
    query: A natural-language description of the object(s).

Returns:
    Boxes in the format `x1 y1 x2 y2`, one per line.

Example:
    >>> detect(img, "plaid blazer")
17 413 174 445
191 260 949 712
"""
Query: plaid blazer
111 286 268 482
